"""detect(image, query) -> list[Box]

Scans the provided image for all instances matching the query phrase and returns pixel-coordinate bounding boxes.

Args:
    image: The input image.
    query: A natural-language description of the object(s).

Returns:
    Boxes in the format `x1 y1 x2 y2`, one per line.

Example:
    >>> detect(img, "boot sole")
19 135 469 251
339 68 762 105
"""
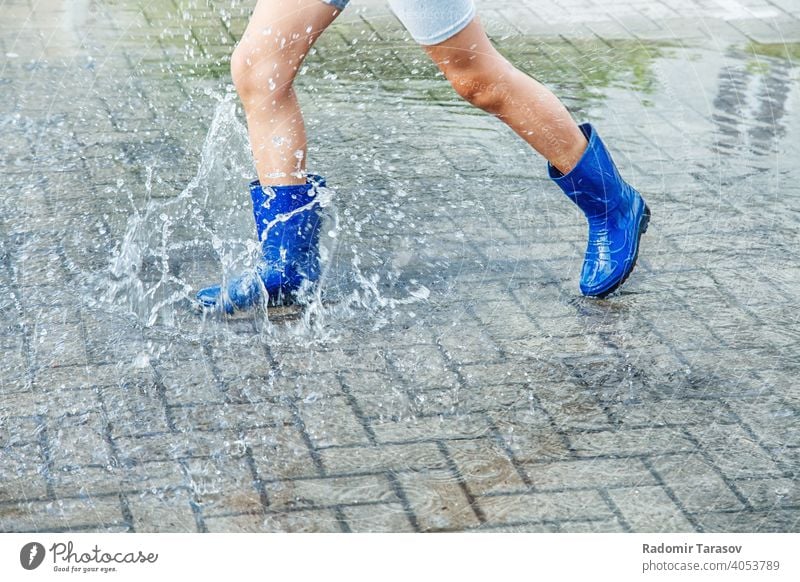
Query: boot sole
192 286 319 316
589 202 651 299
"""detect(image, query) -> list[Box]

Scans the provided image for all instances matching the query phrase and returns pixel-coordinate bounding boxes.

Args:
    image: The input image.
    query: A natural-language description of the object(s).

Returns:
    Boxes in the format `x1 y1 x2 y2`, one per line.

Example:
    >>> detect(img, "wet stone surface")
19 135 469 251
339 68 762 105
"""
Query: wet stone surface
1 0 799 532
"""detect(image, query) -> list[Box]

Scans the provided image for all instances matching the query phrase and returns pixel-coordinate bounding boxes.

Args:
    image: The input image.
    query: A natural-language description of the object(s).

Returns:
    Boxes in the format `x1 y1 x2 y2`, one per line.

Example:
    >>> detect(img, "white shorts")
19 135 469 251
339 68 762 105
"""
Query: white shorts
322 0 476 46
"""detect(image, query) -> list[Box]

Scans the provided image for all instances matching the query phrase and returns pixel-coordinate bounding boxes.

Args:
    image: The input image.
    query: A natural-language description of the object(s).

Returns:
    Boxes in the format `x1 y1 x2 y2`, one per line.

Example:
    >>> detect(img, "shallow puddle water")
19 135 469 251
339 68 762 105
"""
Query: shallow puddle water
1 0 799 533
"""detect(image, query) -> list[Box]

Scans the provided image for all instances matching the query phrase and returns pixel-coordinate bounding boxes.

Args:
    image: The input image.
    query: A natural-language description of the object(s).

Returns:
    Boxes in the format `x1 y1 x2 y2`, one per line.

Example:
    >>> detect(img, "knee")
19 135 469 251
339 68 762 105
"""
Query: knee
446 67 511 113
230 42 294 101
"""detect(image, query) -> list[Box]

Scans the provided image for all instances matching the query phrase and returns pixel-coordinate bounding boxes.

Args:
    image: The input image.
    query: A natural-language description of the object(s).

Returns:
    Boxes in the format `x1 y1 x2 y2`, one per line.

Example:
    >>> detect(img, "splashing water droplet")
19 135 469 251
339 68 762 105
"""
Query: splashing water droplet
409 285 430 301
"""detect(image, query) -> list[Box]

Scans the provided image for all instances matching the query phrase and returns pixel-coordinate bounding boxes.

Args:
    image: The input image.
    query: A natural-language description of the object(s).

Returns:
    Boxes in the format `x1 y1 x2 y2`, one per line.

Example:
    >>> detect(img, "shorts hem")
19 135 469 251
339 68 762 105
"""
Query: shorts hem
413 5 477 46
320 0 349 10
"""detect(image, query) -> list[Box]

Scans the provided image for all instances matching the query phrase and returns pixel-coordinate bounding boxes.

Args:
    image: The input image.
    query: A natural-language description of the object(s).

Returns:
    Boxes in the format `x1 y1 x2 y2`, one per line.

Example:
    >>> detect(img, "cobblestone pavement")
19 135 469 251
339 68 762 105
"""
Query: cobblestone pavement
1 0 799 533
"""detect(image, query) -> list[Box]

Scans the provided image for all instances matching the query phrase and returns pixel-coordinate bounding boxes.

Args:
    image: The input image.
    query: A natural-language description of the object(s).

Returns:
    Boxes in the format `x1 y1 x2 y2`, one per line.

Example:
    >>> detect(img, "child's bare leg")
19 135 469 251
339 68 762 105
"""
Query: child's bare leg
423 18 587 175
232 0 340 186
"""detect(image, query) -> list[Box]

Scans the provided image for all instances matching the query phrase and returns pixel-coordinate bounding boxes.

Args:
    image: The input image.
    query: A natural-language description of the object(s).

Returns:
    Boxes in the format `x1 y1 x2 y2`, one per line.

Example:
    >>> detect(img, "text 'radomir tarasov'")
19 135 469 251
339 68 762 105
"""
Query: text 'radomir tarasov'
643 543 742 554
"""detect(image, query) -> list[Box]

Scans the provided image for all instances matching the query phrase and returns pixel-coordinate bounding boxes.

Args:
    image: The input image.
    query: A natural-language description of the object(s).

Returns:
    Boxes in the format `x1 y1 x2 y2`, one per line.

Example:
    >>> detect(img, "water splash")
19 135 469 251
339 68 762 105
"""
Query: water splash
107 92 254 327
104 92 430 339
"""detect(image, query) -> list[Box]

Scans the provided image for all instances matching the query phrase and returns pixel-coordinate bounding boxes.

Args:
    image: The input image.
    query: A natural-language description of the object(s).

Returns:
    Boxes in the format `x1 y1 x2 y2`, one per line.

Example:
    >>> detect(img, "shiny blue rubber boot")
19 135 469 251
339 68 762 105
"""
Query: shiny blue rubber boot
195 175 324 313
549 123 650 298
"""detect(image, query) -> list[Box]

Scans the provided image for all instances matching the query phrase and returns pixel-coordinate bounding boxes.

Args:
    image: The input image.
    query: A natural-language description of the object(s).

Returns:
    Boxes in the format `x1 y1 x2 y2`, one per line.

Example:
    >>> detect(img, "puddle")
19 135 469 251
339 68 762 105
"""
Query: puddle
1 1 798 533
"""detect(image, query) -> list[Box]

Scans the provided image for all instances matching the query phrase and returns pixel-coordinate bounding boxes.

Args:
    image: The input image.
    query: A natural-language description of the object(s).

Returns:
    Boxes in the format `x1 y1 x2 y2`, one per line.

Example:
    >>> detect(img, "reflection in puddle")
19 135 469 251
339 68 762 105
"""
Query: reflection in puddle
712 48 793 158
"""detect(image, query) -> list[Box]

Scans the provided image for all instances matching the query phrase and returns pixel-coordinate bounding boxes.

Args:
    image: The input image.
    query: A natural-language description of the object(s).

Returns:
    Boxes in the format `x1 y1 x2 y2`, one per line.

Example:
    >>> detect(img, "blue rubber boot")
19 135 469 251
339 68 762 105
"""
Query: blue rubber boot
195 175 325 313
548 123 650 298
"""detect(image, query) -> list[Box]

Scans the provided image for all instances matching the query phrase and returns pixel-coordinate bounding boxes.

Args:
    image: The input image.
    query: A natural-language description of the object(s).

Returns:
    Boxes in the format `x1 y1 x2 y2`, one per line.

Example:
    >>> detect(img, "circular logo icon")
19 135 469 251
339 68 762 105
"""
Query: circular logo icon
20 542 46 570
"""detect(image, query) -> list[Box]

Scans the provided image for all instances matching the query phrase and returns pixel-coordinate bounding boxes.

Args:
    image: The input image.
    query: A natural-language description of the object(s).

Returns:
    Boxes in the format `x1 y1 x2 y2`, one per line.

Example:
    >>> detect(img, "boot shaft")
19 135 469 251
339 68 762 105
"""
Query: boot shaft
549 123 627 216
249 175 324 248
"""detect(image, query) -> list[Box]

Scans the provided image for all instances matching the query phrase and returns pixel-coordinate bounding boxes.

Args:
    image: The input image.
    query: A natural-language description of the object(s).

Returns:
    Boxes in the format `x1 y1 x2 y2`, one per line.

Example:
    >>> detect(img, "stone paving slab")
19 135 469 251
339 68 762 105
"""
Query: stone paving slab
0 0 799 533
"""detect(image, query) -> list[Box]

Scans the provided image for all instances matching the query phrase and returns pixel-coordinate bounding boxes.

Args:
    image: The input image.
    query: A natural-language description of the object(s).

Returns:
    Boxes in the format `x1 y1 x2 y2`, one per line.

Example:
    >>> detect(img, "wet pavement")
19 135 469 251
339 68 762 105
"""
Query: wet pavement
1 0 799 533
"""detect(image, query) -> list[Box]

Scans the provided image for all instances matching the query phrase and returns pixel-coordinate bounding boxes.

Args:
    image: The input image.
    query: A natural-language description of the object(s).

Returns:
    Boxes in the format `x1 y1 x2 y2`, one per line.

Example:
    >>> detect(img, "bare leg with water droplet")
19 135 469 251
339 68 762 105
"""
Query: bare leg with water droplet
231 0 342 186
